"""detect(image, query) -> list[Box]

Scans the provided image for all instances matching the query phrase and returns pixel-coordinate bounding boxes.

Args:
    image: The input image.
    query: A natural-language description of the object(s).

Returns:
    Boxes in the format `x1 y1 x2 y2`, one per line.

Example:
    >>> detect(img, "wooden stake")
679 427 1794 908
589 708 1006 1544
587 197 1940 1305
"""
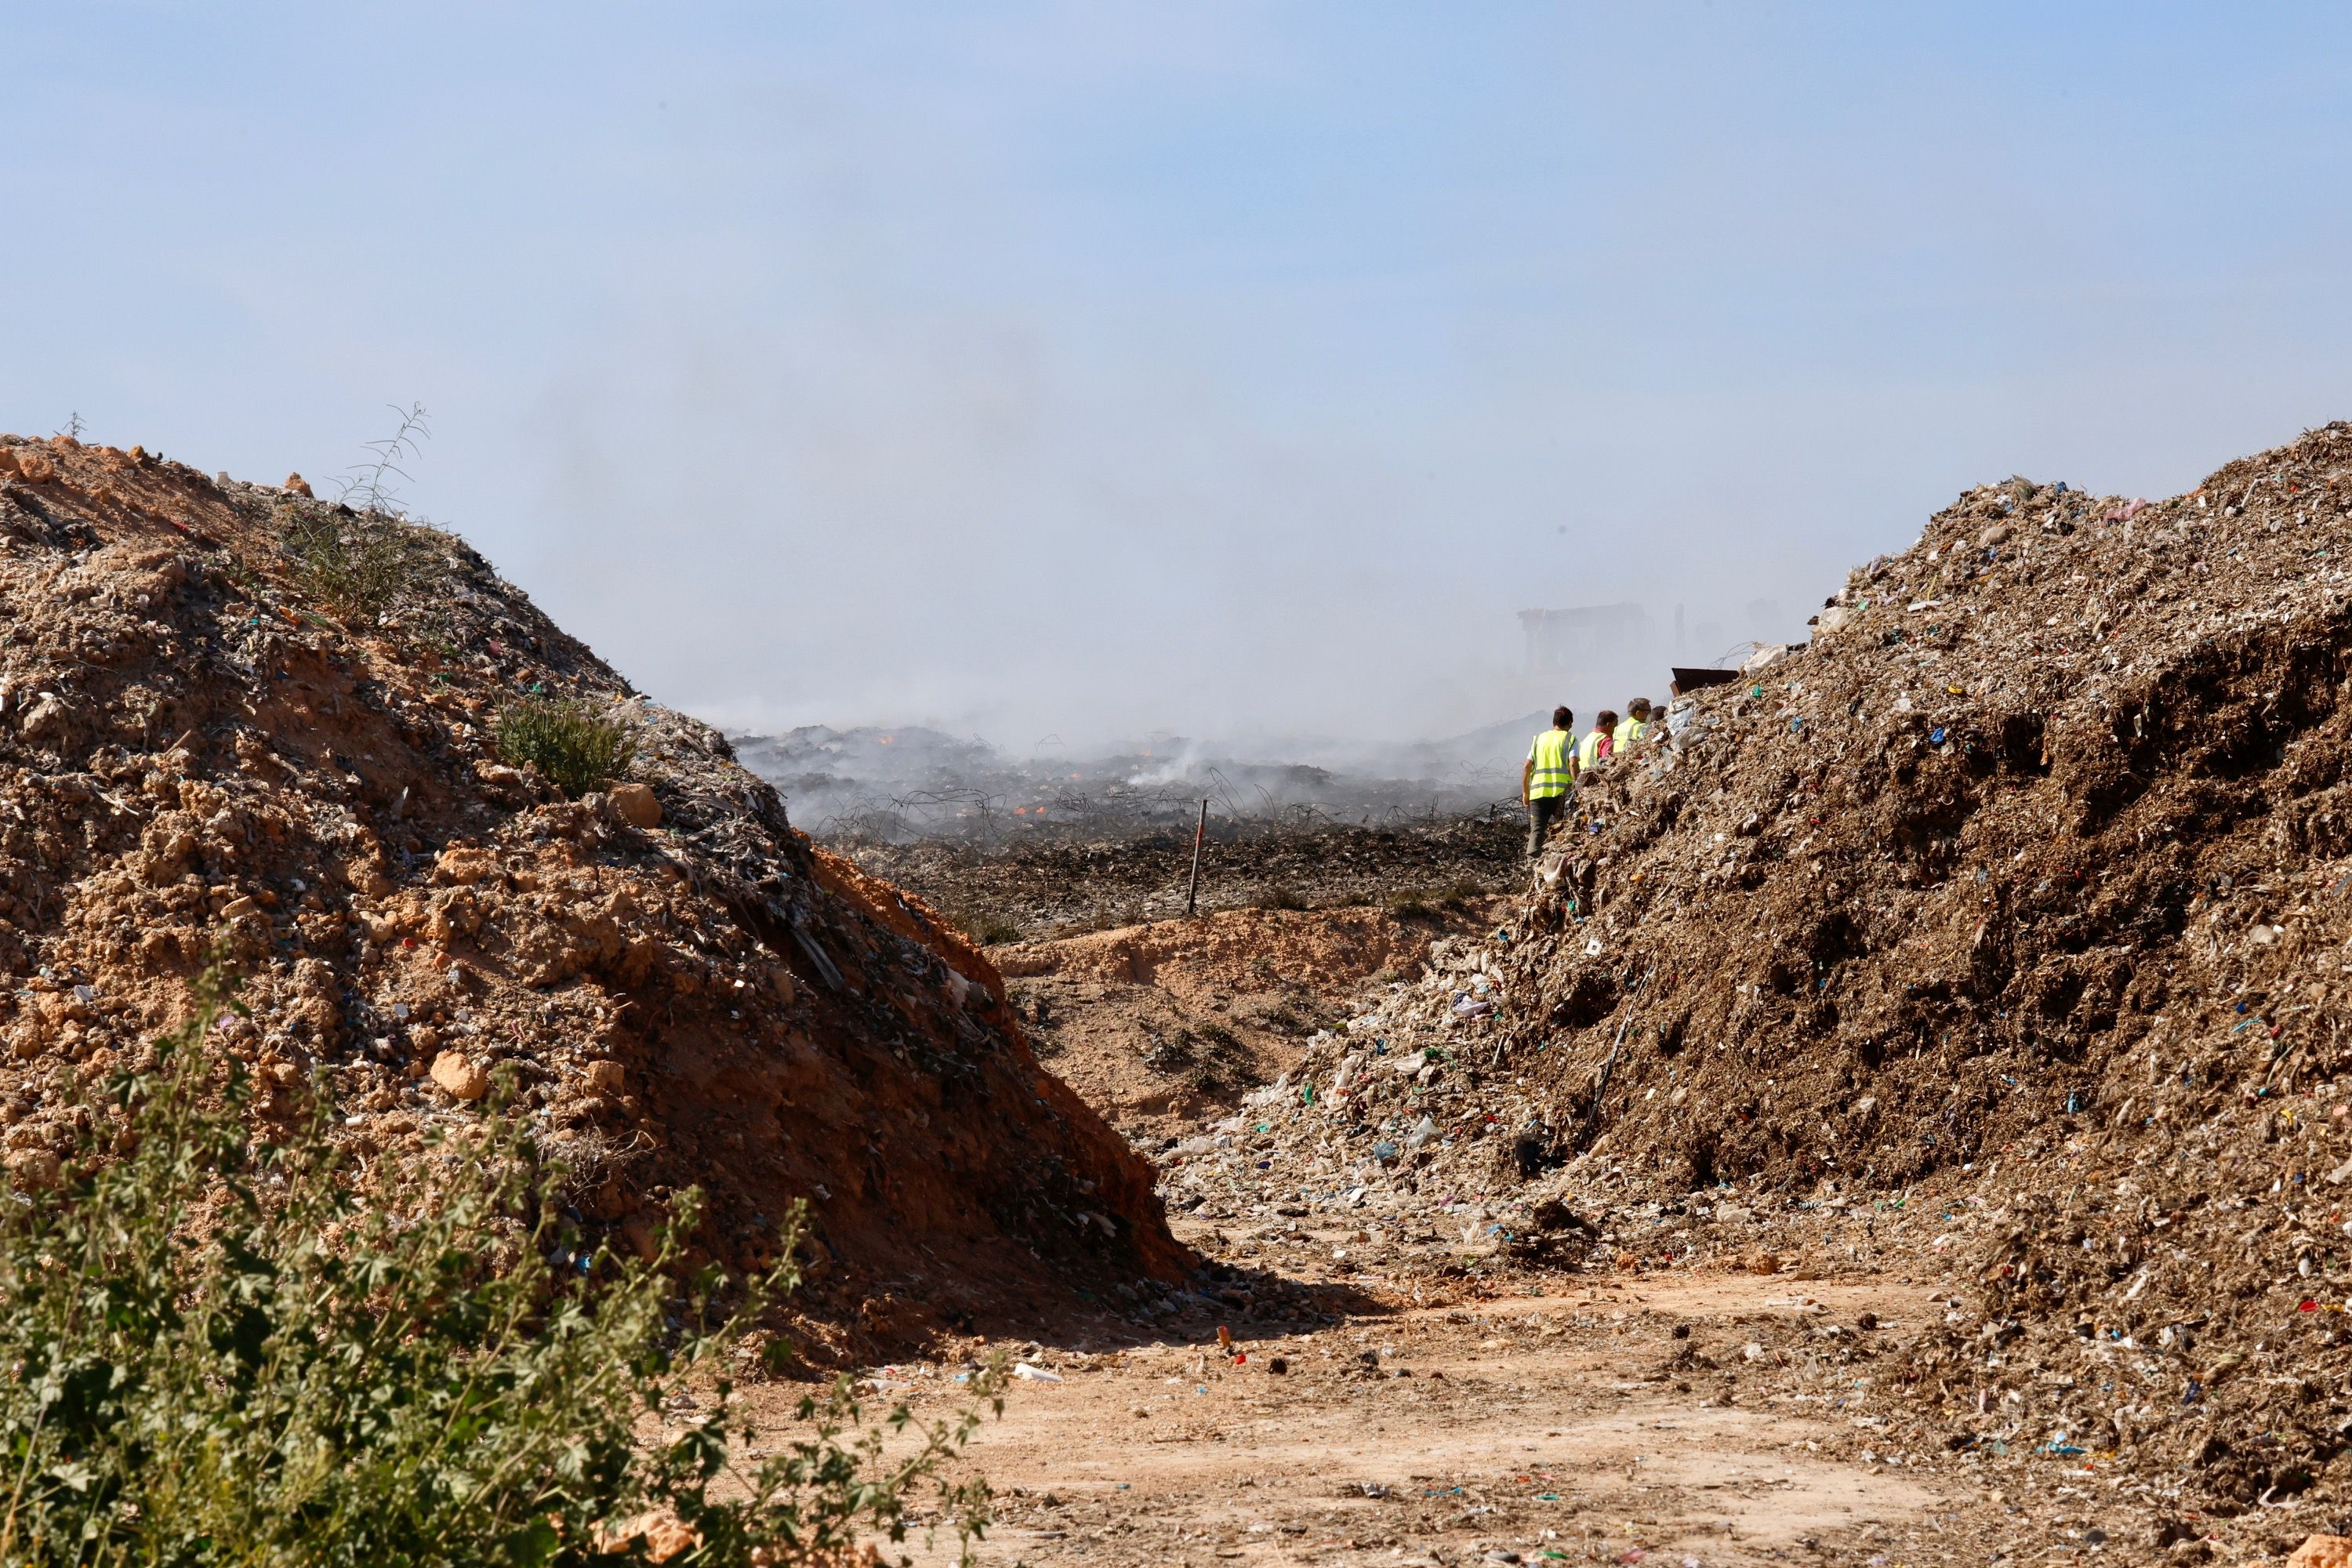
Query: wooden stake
1185 797 1208 916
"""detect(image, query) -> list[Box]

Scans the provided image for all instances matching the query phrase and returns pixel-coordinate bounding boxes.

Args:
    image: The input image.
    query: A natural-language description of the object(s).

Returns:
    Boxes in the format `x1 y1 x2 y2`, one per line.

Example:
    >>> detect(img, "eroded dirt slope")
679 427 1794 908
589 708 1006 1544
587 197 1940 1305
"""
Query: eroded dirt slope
993 901 1501 1140
0 433 1182 1345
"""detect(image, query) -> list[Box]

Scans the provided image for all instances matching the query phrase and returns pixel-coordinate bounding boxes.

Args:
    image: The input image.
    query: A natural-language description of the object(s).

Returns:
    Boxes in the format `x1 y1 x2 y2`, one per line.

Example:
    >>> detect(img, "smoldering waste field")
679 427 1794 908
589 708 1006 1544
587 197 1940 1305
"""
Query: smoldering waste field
747 423 2352 1568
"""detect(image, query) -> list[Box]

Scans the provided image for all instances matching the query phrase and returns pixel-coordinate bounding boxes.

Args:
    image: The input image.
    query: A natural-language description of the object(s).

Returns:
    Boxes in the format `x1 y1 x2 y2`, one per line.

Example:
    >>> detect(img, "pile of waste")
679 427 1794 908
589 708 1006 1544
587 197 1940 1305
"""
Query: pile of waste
991 899 1501 1142
1148 941 1606 1302
1159 423 2352 1515
0 434 1183 1348
1483 421 2352 1508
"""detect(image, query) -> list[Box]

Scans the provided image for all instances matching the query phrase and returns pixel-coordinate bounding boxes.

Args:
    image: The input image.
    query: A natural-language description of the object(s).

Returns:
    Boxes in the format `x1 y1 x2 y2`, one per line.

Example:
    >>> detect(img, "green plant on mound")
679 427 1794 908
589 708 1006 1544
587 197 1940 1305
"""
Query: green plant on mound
278 499 443 626
0 964 1007 1566
1381 880 1490 921
938 901 1022 947
271 405 473 638
496 697 637 798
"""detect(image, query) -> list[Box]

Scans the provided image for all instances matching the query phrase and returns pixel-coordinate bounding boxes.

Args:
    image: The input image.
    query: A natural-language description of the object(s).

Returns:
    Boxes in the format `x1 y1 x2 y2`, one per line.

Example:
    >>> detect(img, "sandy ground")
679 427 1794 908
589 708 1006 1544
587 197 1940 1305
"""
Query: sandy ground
718 906 2165 1566
739 1267 2024 1568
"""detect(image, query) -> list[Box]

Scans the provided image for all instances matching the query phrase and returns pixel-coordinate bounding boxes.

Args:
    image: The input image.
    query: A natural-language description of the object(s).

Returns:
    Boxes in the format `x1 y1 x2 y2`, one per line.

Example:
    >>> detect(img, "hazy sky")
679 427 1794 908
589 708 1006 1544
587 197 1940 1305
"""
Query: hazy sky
8 4 2352 751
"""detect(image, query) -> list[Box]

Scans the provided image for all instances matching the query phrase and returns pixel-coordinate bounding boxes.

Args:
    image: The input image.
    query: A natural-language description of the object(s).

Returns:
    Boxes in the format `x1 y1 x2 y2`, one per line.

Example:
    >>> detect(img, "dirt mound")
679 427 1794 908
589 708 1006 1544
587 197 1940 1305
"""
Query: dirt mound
1473 422 2352 1506
0 433 1182 1342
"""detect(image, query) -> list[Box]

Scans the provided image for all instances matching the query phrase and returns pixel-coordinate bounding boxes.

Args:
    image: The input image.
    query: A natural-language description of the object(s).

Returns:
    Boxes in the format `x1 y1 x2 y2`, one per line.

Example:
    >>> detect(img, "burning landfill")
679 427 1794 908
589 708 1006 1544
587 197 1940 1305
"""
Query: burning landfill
16 416 2352 1563
730 720 1531 942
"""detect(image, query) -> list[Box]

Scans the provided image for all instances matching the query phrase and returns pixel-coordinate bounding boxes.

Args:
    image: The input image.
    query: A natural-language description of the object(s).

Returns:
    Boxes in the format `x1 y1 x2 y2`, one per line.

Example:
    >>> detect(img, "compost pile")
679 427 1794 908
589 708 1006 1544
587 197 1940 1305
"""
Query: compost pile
0 434 1183 1348
1445 420 2352 1509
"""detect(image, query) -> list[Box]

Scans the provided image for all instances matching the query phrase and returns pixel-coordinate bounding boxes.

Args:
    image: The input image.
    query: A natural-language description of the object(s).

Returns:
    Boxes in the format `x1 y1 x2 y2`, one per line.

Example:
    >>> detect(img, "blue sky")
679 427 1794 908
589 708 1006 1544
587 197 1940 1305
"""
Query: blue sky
6 4 2351 750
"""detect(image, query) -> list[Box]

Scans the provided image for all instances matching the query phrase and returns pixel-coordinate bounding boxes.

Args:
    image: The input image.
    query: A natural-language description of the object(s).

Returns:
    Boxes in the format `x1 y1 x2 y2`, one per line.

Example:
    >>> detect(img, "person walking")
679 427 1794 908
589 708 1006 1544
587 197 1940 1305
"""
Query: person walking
1521 706 1575 858
1577 710 1619 777
1614 697 1654 751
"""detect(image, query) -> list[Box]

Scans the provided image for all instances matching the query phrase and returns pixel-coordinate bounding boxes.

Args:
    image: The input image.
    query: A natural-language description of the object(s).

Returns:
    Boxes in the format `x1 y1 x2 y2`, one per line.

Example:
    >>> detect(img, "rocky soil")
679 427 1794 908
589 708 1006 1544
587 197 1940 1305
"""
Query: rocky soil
0 432 1182 1350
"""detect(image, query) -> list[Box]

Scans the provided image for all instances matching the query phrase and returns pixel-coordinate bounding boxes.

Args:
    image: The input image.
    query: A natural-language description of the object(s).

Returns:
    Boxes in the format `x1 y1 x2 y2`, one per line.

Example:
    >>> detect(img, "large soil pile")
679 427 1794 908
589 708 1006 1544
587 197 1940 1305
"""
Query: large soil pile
1487 422 2352 1507
0 434 1183 1345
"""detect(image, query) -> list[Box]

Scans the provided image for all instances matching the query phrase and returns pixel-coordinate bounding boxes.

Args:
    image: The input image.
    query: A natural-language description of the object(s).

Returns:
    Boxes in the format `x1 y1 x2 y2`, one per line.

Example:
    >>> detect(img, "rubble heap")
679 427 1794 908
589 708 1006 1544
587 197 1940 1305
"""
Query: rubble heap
1492 422 2352 1507
1170 423 2352 1515
0 434 1183 1341
1148 936 1589 1304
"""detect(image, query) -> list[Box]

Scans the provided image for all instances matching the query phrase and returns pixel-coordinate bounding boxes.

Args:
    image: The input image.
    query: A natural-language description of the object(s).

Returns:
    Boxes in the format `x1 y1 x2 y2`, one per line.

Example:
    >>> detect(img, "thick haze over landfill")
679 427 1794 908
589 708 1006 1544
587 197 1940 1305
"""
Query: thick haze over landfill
8 4 2352 758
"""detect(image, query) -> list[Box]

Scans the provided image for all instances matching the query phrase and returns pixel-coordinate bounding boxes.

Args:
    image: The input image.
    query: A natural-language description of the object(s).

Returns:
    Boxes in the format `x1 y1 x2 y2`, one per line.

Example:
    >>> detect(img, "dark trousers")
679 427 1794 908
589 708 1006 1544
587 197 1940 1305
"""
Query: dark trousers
1527 793 1567 858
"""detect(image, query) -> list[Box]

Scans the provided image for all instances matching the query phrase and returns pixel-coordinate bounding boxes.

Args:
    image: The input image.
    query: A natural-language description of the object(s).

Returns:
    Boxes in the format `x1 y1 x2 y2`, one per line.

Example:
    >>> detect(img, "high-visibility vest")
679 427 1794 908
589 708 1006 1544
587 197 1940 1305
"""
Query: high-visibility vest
1526 728 1574 799
1577 729 1611 771
1613 715 1646 750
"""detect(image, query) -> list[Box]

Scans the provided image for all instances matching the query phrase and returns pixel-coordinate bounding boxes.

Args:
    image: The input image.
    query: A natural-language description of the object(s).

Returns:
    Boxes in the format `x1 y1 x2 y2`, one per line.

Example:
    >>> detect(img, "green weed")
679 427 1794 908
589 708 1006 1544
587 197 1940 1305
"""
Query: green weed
1381 880 1494 920
278 499 441 626
938 902 1022 946
496 697 637 797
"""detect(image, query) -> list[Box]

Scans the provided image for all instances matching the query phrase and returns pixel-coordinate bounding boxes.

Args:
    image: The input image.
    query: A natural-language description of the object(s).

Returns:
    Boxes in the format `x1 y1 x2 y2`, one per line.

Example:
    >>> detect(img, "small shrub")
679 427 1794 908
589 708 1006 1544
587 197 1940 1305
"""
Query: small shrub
497 696 637 797
0 964 1007 1566
1382 888 1441 921
1252 886 1305 912
939 902 1022 946
278 499 439 626
1257 1002 1308 1035
1383 880 1493 920
1192 1021 1241 1054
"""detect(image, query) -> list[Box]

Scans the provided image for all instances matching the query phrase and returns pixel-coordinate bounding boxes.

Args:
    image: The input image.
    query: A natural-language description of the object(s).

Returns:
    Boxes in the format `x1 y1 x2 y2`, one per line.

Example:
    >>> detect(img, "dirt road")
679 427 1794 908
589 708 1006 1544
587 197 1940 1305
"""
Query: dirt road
765 1269 2016 1568
726 900 2228 1564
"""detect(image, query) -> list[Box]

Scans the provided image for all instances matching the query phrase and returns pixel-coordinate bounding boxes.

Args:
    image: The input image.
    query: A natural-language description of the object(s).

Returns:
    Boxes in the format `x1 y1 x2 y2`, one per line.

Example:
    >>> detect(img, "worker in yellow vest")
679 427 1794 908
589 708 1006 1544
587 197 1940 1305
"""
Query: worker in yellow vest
1577 709 1619 776
1613 696 1654 752
1521 706 1575 858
